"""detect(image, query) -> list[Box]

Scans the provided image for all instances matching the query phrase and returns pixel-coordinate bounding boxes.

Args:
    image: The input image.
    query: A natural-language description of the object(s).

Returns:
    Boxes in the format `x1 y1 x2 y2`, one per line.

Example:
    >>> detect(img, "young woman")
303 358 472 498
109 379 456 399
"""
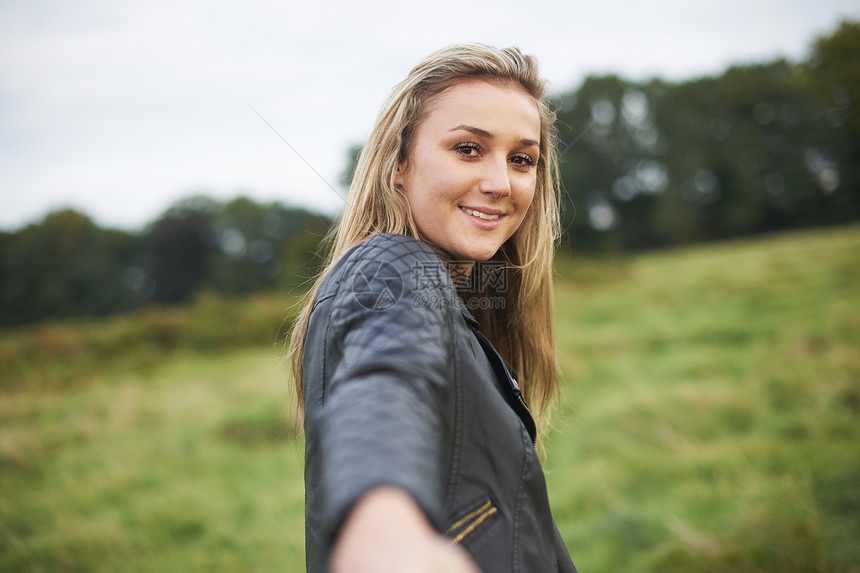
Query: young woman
289 44 576 573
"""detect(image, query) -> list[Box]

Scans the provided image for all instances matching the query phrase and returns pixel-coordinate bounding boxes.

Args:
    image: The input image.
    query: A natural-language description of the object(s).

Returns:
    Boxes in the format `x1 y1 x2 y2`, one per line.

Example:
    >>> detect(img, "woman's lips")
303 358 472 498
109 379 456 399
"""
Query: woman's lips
460 206 505 229
461 207 502 221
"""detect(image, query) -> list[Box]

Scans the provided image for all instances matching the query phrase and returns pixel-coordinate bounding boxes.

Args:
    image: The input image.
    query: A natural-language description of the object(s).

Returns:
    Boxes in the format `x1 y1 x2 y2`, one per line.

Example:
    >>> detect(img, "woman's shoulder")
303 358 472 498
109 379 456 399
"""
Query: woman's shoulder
350 233 441 266
318 234 452 304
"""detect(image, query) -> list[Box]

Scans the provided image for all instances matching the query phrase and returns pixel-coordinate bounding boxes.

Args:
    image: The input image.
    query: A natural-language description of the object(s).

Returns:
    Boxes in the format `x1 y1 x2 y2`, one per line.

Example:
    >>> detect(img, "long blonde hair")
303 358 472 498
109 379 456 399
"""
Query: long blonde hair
288 43 561 425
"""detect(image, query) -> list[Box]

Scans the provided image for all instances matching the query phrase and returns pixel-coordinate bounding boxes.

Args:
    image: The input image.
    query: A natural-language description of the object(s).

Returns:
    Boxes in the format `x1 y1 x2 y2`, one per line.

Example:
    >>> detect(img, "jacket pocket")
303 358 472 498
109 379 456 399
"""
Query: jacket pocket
446 498 499 545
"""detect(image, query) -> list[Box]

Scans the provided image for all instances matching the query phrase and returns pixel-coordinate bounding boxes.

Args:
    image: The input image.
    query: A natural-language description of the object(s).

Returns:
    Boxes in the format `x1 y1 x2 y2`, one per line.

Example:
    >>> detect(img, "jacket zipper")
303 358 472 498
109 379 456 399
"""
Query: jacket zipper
511 386 537 446
446 499 499 545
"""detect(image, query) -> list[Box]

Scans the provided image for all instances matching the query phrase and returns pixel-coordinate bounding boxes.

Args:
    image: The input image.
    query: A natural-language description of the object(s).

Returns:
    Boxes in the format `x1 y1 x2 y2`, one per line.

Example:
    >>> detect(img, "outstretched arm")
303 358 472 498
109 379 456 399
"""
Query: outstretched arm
331 486 479 573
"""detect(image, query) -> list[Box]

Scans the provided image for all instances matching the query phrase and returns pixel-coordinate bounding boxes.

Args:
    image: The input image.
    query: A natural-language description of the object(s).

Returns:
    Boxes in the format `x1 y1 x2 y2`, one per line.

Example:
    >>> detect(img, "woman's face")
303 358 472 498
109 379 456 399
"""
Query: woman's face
395 79 541 267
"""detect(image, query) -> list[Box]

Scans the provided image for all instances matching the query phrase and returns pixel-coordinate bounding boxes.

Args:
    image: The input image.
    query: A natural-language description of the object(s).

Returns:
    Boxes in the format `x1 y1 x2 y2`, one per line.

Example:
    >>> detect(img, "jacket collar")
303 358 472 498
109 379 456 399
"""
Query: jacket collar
460 307 480 329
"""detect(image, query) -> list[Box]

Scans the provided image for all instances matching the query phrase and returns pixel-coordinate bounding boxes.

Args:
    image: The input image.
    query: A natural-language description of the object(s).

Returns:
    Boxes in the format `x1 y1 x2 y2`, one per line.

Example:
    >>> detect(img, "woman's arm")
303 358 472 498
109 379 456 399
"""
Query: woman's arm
330 486 479 573
309 237 465 569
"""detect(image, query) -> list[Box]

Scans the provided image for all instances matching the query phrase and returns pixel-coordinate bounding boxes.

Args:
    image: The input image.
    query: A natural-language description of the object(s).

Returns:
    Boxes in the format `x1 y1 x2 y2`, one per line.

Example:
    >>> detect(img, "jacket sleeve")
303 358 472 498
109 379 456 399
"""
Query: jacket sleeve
310 236 456 548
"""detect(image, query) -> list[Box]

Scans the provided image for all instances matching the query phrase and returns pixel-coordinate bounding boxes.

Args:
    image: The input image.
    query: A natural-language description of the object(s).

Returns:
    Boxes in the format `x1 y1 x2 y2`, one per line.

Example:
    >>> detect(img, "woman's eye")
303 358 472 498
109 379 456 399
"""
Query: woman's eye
454 142 480 157
510 154 537 168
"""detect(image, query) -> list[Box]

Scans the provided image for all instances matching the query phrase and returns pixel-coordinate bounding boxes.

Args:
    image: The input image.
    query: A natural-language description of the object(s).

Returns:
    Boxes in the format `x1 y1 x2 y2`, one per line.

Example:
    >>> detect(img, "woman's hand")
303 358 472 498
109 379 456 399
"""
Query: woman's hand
330 486 480 573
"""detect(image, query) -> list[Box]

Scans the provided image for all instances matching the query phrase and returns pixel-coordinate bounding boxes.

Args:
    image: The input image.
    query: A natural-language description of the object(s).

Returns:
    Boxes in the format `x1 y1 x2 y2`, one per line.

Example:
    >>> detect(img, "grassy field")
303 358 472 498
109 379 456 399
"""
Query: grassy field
1 225 858 571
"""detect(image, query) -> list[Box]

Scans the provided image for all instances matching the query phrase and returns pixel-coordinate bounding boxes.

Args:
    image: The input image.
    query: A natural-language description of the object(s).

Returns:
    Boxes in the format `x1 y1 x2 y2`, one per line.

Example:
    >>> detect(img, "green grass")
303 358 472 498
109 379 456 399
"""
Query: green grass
1 225 858 571
0 350 305 572
548 226 860 572
0 290 300 390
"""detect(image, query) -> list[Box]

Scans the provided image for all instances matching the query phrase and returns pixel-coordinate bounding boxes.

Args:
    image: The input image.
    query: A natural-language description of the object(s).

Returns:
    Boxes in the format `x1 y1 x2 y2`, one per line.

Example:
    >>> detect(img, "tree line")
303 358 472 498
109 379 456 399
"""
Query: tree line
1 20 857 327
0 197 330 327
554 20 859 252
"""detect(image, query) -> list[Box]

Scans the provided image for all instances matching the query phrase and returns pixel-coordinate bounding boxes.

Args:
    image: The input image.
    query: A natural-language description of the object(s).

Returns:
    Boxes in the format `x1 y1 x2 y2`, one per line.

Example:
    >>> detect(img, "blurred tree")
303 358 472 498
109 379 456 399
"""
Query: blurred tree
0 210 138 326
208 197 331 294
0 196 334 326
143 196 219 303
557 75 670 252
554 19 859 253
276 214 331 291
141 195 332 301
801 20 860 222
649 60 820 241
805 20 860 132
208 196 277 294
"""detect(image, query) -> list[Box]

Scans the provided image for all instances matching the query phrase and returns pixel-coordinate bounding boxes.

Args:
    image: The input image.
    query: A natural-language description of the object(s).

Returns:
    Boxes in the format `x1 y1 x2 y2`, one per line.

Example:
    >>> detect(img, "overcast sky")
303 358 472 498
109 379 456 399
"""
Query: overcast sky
2 0 858 231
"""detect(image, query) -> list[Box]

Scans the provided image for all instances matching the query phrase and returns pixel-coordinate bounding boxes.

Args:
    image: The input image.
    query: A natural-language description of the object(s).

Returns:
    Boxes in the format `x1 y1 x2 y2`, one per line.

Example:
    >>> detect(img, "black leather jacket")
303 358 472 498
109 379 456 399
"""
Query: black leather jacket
302 234 576 572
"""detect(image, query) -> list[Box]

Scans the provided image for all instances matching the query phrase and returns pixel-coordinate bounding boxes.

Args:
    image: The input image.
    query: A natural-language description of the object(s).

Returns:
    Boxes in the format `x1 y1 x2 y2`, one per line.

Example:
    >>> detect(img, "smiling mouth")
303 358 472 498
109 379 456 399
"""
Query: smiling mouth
462 207 501 221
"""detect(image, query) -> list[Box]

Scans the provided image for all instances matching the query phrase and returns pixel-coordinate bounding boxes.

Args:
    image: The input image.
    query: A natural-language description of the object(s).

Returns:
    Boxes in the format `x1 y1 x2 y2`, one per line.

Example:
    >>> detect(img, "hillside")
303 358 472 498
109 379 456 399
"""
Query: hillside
1 225 858 571
549 225 859 571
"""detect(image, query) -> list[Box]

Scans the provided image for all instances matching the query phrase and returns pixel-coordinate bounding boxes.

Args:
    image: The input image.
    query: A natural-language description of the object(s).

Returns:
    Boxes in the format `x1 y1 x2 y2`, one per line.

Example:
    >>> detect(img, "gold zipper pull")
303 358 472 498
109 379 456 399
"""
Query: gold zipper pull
446 500 499 545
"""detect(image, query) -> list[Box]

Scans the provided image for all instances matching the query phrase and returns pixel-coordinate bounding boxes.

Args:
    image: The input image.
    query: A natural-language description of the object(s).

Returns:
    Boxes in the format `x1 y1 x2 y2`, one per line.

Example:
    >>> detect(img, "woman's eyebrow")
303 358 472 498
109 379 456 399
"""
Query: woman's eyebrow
449 124 540 148
449 124 492 138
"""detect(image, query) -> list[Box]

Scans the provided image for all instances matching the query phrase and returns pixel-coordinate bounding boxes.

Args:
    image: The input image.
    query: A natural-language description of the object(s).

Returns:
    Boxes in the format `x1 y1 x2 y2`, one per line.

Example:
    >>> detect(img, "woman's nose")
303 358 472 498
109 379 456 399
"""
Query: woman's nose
478 155 512 199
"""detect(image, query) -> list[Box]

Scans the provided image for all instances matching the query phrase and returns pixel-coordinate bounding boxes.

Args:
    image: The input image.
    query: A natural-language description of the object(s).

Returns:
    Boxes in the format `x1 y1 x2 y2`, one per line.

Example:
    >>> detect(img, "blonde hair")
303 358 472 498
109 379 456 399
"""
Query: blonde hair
288 43 561 427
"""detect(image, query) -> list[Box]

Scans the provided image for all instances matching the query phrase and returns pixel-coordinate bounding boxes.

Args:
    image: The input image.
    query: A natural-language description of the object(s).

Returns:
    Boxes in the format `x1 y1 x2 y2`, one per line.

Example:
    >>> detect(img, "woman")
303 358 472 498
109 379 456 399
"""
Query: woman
289 44 576 573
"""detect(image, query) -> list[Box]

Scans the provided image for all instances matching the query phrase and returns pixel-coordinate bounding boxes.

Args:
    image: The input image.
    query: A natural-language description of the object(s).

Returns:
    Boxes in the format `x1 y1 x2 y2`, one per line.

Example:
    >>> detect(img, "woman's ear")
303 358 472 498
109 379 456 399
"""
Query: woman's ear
393 160 408 188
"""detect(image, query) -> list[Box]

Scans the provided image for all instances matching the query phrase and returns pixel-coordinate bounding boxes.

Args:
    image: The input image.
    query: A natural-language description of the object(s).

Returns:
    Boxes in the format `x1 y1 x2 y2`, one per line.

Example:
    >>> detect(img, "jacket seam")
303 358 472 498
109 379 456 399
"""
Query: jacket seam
322 248 371 404
445 311 464 509
513 420 532 572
